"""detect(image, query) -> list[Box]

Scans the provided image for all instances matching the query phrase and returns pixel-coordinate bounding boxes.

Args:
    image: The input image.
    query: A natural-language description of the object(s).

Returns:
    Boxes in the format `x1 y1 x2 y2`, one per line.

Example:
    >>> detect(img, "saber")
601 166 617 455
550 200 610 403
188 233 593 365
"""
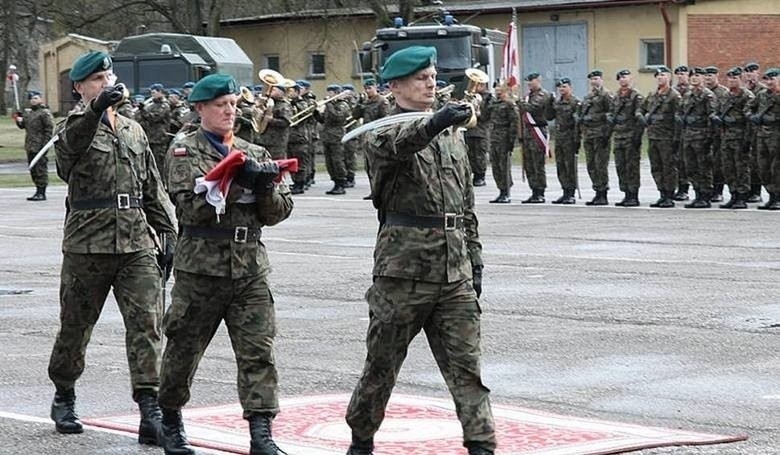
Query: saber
341 111 433 143
28 134 59 170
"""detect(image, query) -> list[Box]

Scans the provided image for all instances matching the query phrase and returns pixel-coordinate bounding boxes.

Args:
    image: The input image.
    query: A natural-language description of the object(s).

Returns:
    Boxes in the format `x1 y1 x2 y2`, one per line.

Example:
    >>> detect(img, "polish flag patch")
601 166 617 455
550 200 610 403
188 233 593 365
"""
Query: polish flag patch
173 147 187 157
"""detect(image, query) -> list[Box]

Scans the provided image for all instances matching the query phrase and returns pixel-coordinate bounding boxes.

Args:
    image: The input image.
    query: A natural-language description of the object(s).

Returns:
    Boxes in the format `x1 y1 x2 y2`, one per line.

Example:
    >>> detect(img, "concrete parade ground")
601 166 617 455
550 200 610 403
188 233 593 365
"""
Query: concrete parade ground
0 160 778 454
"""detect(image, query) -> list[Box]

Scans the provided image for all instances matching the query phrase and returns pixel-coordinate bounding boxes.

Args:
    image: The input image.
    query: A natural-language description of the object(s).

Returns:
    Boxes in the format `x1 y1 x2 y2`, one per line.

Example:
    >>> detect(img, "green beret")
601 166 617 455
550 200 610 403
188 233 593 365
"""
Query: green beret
363 77 376 87
188 74 239 102
587 69 603 78
380 46 437 81
69 51 112 82
765 68 780 78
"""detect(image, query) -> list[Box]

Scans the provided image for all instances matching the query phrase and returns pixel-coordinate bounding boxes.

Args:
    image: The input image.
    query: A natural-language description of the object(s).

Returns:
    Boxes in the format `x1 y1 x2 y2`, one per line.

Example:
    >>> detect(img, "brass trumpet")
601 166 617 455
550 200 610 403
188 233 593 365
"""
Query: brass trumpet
234 86 263 134
289 91 349 127
254 69 287 134
436 84 455 96
461 68 489 128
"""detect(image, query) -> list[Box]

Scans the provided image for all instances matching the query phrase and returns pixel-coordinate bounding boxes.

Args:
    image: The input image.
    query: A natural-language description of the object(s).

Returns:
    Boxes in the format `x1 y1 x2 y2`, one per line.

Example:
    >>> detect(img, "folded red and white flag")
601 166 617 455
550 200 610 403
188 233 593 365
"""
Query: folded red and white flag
193 150 246 221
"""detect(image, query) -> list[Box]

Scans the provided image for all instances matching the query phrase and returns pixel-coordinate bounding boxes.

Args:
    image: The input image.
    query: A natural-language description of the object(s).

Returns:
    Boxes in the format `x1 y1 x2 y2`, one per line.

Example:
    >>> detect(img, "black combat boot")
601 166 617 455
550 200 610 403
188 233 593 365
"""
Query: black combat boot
346 435 374 455
290 182 305 195
161 408 195 455
325 180 346 195
489 190 511 203
746 184 763 203
672 183 690 201
551 191 567 204
51 388 83 434
521 189 545 204
137 391 163 446
473 174 486 187
585 190 608 206
710 183 724 202
561 188 576 204
467 447 495 455
344 175 356 188
27 186 46 201
685 190 710 208
731 192 748 209
719 188 738 209
362 193 373 200
757 192 779 210
248 412 285 455
615 192 630 206
622 190 639 207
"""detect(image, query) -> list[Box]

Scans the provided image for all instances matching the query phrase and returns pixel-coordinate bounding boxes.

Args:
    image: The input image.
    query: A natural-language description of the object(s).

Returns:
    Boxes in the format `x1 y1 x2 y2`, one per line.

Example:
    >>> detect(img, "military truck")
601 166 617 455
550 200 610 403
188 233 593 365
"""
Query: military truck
363 14 506 97
111 33 254 95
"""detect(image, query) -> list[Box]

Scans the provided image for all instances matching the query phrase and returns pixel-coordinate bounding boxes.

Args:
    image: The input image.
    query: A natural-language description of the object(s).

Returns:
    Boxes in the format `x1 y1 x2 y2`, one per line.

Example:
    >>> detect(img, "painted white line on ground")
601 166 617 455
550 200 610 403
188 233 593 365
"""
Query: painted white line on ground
762 394 780 400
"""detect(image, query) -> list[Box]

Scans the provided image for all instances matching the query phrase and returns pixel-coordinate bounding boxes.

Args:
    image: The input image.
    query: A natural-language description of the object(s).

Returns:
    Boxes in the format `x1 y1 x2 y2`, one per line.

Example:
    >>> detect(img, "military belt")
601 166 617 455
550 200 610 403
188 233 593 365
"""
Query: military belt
181 225 261 243
384 213 464 231
70 194 143 210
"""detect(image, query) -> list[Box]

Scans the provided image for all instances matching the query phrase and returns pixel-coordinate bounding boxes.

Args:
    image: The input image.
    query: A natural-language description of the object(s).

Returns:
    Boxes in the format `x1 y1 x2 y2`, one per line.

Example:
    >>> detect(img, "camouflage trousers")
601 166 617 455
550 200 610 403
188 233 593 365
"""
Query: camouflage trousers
748 131 762 186
264 144 288 161
583 135 611 191
344 137 360 180
711 133 724 186
489 137 514 192
683 136 714 193
307 138 320 182
150 142 169 186
158 270 278 417
756 133 780 193
613 135 642 193
48 250 162 400
721 131 751 195
522 134 547 190
323 140 346 181
554 134 578 191
466 136 489 179
647 139 678 193
288 141 309 185
346 276 496 451
26 147 49 188
676 139 688 189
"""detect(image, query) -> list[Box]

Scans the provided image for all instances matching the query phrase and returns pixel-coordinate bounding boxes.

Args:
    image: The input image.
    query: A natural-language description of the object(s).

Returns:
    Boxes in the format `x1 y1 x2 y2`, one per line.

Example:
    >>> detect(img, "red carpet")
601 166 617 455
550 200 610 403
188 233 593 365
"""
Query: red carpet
83 394 746 454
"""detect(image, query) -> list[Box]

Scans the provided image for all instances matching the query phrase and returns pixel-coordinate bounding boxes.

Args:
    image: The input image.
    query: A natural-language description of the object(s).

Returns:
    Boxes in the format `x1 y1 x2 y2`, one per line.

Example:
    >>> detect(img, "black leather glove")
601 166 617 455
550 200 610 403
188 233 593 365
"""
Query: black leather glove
426 102 473 137
472 265 483 299
674 114 684 125
709 114 723 126
635 112 646 126
749 114 763 125
92 84 125 113
722 115 736 125
157 237 175 282
606 112 616 125
234 158 279 194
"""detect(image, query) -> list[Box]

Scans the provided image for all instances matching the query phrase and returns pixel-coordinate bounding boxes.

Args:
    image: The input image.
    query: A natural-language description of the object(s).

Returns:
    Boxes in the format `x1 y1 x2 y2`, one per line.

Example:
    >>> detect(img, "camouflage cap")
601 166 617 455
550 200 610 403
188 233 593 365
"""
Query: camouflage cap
69 51 112 82
188 74 239 102
380 46 437 81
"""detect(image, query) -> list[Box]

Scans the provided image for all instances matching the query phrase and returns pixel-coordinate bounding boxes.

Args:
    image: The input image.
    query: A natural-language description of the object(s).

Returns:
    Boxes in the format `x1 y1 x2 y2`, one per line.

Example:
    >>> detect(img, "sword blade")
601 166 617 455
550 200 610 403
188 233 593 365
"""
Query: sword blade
28 134 59 170
341 111 433 143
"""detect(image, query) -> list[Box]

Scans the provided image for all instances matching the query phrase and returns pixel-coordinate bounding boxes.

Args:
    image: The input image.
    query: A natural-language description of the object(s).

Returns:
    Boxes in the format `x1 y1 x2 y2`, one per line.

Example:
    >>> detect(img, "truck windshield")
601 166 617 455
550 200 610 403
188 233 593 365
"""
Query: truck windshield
383 35 471 70
138 59 190 90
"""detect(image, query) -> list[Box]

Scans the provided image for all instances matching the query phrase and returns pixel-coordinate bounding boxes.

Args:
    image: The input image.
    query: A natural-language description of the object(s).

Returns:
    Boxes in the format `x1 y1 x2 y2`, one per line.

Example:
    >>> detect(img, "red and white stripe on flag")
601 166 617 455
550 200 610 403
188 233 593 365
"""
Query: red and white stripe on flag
501 21 520 88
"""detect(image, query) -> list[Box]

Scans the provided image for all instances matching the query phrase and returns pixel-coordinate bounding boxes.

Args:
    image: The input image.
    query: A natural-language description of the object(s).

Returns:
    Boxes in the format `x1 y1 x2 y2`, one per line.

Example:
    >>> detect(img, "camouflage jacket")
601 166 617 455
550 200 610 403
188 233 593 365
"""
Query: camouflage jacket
753 89 780 138
234 103 256 143
487 97 518 143
169 101 190 134
719 87 754 139
315 97 350 143
302 93 320 140
675 83 691 99
579 86 613 138
611 87 645 139
518 88 554 136
138 98 172 145
288 96 310 144
641 87 681 141
166 130 294 278
366 108 482 283
553 94 581 140
679 86 718 139
256 97 292 152
464 92 493 139
17 104 54 153
352 94 389 123
55 101 177 254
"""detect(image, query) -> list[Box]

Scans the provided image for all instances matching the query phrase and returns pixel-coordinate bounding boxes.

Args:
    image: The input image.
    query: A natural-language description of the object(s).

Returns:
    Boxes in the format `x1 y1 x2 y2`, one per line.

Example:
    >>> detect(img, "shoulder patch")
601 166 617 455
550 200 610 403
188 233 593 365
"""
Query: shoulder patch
173 147 187 157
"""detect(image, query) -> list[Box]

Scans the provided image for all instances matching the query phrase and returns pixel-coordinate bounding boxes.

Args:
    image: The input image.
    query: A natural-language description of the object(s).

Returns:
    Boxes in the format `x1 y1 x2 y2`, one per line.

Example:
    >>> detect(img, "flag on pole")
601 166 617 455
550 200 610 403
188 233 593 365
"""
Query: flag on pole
501 12 520 88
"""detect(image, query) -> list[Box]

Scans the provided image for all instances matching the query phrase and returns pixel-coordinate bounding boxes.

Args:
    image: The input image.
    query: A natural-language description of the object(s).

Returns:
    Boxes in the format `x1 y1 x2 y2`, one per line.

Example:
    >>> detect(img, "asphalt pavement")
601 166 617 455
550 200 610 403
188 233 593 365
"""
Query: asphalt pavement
0 160 778 454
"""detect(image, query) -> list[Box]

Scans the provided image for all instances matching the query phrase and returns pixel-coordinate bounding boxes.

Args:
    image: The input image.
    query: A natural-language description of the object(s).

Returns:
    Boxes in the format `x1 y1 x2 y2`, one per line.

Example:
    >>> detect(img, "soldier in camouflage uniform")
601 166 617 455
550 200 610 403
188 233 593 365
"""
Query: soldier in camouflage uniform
351 78 389 200
517 72 554 203
750 68 780 210
743 62 768 203
487 84 518 203
579 69 613 205
14 90 54 201
673 65 692 200
314 84 351 195
288 83 311 194
137 83 172 179
256 83 292 160
641 66 681 208
551 77 581 204
346 46 495 455
433 79 452 110
233 89 257 143
48 51 177 446
610 69 645 207
167 89 190 136
717 67 754 209
704 66 729 202
342 84 360 187
680 67 720 208
464 79 492 186
160 74 294 455
298 80 319 189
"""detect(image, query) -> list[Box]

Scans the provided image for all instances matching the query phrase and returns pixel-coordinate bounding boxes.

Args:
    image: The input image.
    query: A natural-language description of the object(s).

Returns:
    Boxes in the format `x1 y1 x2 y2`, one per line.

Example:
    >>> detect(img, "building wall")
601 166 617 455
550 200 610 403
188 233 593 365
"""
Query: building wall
39 37 110 114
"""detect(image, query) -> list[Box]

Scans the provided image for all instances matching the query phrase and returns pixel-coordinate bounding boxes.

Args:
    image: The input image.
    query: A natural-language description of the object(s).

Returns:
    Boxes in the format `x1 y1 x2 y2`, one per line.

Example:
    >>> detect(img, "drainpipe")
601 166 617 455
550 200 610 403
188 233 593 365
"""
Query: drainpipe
658 2 672 67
